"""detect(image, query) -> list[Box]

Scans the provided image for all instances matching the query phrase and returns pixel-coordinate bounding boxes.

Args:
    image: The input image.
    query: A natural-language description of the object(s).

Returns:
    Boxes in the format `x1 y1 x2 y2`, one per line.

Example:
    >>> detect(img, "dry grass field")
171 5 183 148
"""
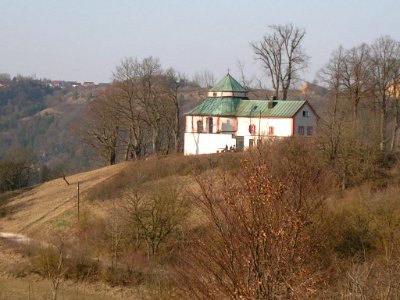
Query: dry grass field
0 162 129 236
0 162 142 299
0 154 239 299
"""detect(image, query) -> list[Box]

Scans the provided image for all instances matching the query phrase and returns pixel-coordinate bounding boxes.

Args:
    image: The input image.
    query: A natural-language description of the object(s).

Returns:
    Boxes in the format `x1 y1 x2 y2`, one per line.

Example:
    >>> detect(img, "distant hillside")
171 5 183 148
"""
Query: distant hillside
0 78 101 174
0 78 208 174
0 78 50 130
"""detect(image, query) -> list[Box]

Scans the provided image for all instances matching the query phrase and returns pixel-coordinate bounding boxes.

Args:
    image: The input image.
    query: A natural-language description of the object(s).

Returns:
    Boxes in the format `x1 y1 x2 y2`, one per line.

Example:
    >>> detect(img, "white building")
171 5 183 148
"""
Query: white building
184 74 318 155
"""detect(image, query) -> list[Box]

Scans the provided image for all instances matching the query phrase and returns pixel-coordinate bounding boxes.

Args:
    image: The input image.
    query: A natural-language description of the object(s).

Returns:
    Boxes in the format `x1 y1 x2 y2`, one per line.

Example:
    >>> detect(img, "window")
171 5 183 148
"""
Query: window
197 120 204 132
298 126 304 135
307 126 313 136
249 139 254 148
303 110 310 117
213 92 217 97
268 126 274 135
236 136 244 151
207 117 213 133
249 124 256 134
221 119 234 132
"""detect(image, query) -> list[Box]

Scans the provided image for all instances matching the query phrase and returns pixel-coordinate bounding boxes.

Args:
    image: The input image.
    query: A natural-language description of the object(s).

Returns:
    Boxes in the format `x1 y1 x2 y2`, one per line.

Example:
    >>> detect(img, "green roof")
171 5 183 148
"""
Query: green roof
209 74 247 92
186 98 306 118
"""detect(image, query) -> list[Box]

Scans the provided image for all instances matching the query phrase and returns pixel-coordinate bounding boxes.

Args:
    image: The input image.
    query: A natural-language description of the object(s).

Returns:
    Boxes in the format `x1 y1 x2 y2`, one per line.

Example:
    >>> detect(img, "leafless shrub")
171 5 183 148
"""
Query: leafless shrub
176 140 332 299
124 180 190 260
35 240 68 300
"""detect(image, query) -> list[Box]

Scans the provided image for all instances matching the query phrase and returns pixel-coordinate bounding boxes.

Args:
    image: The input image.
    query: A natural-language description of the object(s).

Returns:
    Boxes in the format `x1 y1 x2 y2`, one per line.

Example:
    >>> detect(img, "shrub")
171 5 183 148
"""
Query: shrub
176 139 333 299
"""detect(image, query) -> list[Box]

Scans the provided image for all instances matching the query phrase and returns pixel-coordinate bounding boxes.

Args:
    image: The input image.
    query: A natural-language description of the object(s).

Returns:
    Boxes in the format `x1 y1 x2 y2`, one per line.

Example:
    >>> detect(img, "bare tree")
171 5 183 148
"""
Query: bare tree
106 203 126 270
113 57 180 155
81 86 121 165
370 36 400 157
85 56 184 159
236 59 253 88
317 46 346 165
134 57 165 153
341 44 372 119
252 24 309 100
124 182 189 259
37 241 68 300
389 68 400 152
164 68 184 153
177 141 330 299
193 70 215 88
113 57 147 159
317 46 380 189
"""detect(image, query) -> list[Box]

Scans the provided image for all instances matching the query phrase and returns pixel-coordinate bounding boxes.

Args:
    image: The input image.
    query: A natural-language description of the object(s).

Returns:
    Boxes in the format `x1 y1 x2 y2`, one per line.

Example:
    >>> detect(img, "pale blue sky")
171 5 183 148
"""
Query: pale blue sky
1 0 399 84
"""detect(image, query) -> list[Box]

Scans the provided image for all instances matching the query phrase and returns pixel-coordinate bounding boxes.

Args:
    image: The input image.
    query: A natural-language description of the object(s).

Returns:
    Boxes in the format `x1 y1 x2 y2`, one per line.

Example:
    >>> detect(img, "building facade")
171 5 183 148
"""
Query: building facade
184 74 317 155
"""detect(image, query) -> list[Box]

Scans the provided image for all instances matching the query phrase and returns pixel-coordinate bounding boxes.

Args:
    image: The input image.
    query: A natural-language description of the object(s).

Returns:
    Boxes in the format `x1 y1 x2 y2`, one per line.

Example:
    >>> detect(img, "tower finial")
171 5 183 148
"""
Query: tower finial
227 68 230 75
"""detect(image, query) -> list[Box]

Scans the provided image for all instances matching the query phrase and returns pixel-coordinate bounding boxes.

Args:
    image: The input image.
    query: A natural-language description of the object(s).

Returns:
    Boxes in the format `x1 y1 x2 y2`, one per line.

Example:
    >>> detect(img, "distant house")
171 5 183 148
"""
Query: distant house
0 80 9 88
184 73 318 155
83 82 95 87
50 81 61 88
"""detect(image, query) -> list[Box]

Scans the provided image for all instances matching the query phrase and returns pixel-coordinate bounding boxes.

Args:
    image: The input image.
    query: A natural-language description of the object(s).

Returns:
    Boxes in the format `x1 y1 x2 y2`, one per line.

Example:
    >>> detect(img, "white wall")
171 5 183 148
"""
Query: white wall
184 107 317 155
207 91 247 98
236 117 293 137
184 132 236 155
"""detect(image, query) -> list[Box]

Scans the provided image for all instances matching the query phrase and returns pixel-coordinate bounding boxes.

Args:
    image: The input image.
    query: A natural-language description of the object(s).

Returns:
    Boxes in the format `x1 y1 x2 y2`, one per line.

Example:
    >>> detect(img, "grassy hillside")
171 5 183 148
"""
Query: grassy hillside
0 153 240 299
1 145 400 298
0 153 239 236
0 162 129 235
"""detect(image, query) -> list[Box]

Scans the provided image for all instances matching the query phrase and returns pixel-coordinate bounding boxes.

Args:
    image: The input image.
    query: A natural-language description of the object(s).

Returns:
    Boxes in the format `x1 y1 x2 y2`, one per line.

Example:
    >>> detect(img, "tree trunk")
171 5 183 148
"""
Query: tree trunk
390 98 400 153
175 104 180 152
282 87 288 100
152 127 160 153
380 95 388 155
109 146 116 165
354 98 358 119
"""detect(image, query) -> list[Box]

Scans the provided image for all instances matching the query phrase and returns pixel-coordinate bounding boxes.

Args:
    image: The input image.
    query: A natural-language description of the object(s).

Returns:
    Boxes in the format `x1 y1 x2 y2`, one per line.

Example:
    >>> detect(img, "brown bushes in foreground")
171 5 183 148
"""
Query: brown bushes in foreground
175 139 334 299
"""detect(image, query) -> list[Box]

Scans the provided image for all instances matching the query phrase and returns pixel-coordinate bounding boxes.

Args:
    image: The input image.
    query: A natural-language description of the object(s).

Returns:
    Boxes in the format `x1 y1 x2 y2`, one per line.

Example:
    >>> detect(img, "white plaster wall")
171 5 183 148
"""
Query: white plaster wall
293 104 317 136
185 115 193 132
184 107 317 155
207 91 247 98
236 117 293 137
184 133 236 155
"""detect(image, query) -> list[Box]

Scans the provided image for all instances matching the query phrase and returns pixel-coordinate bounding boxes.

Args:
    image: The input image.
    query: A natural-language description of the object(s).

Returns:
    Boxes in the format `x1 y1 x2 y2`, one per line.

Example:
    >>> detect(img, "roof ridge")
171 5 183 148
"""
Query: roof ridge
186 98 305 117
209 74 247 92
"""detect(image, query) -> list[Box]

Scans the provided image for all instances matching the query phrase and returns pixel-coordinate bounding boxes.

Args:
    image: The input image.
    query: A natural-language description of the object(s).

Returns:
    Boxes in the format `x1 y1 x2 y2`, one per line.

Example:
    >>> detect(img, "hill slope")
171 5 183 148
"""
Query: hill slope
0 162 129 235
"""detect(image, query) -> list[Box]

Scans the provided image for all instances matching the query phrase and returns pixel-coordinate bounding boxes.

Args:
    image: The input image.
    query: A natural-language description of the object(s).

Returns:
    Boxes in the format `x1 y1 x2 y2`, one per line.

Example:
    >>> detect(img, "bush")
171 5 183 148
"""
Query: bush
176 139 333 299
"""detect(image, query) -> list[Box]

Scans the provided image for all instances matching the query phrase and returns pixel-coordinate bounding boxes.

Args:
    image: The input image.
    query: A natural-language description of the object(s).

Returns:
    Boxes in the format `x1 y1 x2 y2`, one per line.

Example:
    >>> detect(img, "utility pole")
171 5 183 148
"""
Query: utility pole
258 110 261 142
77 181 80 222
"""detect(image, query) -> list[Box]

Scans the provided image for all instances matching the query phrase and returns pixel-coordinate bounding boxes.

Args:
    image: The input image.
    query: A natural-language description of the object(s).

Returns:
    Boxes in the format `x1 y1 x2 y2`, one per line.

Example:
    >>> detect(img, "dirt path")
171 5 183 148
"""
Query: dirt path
0 232 31 243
